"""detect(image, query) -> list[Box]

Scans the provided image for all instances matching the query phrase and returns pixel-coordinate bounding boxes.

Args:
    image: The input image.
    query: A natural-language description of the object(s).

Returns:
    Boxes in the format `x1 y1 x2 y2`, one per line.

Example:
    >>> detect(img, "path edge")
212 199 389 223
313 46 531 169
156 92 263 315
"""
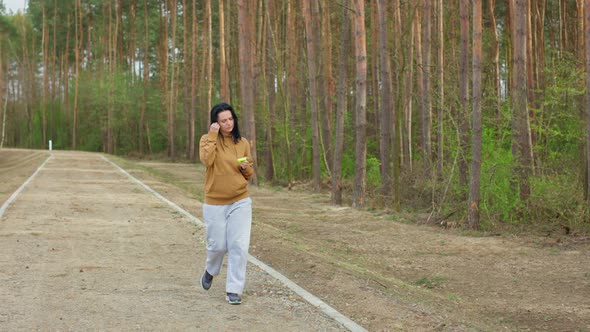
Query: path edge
101 154 368 332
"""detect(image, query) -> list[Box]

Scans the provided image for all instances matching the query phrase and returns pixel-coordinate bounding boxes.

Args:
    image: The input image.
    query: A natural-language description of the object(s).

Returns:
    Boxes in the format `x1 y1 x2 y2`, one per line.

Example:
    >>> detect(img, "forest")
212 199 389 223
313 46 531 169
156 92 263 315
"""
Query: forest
1 0 589 232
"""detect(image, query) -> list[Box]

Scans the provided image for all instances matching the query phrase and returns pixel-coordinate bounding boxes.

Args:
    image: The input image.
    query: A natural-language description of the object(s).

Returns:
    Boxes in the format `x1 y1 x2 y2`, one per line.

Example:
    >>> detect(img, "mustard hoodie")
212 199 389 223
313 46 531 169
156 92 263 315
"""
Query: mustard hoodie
199 132 254 205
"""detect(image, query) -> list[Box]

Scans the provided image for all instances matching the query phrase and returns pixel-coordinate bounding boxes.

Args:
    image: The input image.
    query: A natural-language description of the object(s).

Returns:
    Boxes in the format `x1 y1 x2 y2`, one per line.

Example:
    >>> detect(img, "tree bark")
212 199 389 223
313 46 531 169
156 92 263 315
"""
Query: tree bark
488 0 501 111
238 0 258 184
468 0 483 229
352 0 367 209
332 0 351 205
73 0 82 149
585 0 590 201
189 0 197 161
421 0 432 167
168 0 178 159
402 5 416 171
220 0 230 103
319 0 334 173
392 0 402 210
264 0 277 182
64 11 71 148
0 44 5 149
140 0 149 154
512 0 533 201
437 0 445 179
377 0 392 197
301 0 321 191
458 0 470 187
182 0 190 158
130 0 137 82
286 0 299 186
206 0 213 113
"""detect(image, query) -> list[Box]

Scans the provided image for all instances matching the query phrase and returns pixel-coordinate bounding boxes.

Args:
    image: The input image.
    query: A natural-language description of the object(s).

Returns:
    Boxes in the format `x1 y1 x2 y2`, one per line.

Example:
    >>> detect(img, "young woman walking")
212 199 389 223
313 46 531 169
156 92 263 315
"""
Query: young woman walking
198 103 254 305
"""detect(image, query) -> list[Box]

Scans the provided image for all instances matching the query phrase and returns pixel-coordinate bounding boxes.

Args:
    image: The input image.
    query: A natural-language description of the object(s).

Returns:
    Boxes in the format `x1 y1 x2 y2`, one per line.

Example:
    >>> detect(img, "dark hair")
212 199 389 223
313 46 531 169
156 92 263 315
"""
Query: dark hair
210 102 241 143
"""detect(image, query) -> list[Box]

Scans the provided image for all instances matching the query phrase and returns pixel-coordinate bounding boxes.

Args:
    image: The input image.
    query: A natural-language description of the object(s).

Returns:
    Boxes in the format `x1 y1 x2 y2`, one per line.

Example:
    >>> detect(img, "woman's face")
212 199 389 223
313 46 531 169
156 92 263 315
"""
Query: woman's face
217 110 234 136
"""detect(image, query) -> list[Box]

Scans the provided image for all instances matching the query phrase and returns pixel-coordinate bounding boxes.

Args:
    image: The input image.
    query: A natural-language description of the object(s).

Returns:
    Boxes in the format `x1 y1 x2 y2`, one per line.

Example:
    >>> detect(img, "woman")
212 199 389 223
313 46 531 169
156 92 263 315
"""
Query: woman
198 102 254 305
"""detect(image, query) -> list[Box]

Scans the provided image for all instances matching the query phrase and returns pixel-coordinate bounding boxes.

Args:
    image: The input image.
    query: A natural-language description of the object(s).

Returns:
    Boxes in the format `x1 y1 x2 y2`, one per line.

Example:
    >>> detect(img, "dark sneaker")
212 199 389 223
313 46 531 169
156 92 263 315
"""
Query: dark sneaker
200 270 213 290
226 292 242 305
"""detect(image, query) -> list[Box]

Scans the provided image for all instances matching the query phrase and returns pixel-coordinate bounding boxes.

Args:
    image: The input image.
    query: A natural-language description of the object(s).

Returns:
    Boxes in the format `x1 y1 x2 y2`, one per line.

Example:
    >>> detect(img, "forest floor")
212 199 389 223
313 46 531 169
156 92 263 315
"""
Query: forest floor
1 149 589 331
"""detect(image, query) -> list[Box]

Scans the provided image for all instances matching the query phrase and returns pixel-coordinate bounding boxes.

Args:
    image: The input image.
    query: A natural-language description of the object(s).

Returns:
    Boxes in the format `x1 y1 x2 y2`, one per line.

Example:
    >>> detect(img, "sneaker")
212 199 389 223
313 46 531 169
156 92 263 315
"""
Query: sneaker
226 292 242 305
200 270 213 290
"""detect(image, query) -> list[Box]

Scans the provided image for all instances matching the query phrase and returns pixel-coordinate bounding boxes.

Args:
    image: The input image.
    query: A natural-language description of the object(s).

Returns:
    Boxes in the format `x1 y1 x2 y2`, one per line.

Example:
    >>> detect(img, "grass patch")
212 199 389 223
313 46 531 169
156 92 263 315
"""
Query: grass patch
447 293 460 302
414 275 448 289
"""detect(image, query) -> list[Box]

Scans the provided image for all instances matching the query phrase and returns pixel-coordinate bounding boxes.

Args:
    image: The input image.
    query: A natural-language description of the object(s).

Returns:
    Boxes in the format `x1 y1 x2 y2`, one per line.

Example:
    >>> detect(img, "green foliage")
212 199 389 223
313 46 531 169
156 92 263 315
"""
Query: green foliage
528 172 585 229
366 156 382 188
536 52 585 161
479 128 521 224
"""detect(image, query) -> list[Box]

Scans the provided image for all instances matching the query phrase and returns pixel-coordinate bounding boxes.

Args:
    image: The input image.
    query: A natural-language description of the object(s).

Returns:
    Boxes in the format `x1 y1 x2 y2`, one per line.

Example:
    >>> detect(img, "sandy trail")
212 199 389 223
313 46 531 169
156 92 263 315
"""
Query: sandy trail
0 150 348 331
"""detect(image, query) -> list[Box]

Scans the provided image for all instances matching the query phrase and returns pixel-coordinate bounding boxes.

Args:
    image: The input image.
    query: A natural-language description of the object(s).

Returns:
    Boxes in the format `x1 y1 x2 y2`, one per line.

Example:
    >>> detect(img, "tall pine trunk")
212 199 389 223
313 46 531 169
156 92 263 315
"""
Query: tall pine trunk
468 0 483 229
377 0 392 198
220 0 230 102
301 0 321 191
332 0 351 205
238 0 258 183
352 0 368 209
512 0 533 201
189 0 197 161
458 0 470 187
585 0 590 201
421 0 432 167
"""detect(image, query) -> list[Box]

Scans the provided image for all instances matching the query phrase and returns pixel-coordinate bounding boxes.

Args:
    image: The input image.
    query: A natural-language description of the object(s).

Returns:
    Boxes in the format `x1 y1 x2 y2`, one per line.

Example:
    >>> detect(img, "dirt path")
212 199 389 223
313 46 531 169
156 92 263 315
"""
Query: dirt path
0 150 348 331
114 155 590 331
2 149 590 331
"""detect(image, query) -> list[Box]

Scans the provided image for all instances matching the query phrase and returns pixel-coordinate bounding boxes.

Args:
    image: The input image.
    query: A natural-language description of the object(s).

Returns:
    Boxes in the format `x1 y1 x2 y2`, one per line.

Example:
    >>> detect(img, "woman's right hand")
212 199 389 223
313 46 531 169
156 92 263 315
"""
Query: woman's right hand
209 122 220 133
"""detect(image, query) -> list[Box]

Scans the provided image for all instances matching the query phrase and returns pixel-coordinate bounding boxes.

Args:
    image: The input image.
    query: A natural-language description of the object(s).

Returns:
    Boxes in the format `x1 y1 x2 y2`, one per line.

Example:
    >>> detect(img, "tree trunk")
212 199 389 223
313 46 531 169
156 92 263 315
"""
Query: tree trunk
51 0 57 143
189 0 198 161
468 0 483 229
437 0 445 179
73 0 82 149
512 0 533 201
206 0 213 113
264 0 277 182
140 0 149 154
238 0 258 184
402 6 416 171
0 46 5 149
319 0 334 173
168 0 178 159
370 0 380 159
301 0 321 191
459 0 470 187
107 0 116 154
352 0 368 209
64 11 71 148
488 0 501 112
415 8 424 165
220 0 230 102
41 1 48 148
585 0 590 201
0 91 5 150
182 0 190 158
377 0 392 198
421 0 432 167
130 0 137 82
332 0 351 205
527 0 537 152
286 0 299 187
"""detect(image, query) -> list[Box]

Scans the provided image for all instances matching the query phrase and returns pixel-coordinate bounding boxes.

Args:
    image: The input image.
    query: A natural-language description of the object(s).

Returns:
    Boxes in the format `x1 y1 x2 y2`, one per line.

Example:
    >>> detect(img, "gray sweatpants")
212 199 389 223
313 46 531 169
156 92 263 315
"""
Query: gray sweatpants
202 197 252 294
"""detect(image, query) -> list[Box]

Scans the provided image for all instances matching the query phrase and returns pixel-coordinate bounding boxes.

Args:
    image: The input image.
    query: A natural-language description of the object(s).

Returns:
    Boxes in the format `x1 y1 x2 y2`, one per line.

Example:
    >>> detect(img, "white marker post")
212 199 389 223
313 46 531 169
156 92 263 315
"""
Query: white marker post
49 140 52 151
